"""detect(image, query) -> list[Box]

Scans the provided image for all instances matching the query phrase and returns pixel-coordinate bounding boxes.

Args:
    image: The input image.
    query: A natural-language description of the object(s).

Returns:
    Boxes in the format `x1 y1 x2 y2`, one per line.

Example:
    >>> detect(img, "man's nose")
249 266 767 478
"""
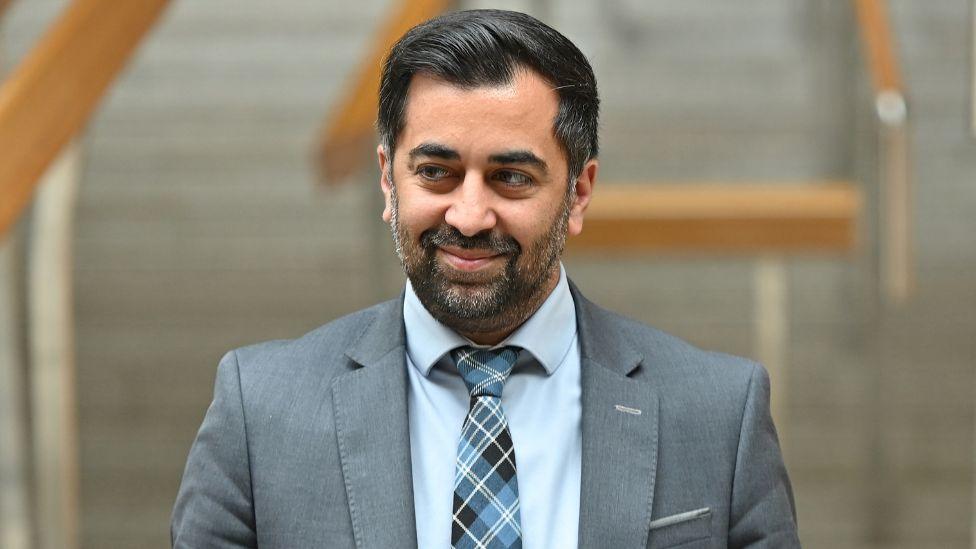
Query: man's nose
444 174 498 237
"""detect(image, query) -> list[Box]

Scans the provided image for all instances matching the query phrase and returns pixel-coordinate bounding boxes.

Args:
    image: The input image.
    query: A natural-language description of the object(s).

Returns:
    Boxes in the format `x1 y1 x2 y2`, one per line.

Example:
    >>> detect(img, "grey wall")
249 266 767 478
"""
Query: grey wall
3 1 974 547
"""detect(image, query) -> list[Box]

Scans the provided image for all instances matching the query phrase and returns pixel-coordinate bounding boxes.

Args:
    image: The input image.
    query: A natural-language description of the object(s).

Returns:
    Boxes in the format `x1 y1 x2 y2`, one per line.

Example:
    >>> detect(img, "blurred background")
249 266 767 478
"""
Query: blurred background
0 0 974 547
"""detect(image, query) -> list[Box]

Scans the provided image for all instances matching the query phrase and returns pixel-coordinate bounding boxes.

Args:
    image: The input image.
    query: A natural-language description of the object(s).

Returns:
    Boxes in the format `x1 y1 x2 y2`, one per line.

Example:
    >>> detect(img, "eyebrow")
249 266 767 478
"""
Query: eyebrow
488 150 549 175
407 142 549 175
408 142 460 162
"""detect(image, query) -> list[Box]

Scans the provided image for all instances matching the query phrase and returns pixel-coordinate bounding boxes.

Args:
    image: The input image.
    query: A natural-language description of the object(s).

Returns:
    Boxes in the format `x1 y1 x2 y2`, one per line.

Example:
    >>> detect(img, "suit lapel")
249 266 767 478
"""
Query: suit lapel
332 296 418 548
572 283 660 549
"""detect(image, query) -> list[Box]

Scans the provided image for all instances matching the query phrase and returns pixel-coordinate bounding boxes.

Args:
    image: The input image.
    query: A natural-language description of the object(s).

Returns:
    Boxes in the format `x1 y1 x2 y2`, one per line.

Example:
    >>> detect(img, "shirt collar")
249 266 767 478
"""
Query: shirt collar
403 264 577 377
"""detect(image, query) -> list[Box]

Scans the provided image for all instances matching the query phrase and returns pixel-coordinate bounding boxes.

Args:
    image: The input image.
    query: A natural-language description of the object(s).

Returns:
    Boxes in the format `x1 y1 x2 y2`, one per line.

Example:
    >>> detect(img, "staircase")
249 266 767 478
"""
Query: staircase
2 1 974 548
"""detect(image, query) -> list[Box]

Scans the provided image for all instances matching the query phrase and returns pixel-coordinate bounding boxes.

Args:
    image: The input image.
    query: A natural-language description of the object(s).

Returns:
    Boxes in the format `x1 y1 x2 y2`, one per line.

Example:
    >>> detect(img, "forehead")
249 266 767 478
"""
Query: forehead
397 70 562 161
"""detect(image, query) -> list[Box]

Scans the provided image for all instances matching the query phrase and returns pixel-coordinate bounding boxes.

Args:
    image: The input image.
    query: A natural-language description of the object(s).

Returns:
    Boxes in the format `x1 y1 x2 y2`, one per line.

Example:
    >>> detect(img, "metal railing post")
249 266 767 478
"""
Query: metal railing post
1 231 32 549
28 143 81 549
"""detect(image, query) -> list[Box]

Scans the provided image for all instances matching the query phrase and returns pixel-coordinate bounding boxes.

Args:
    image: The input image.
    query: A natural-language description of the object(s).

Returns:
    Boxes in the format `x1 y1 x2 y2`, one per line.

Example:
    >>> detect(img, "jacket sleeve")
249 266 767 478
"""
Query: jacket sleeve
728 363 802 548
171 351 257 548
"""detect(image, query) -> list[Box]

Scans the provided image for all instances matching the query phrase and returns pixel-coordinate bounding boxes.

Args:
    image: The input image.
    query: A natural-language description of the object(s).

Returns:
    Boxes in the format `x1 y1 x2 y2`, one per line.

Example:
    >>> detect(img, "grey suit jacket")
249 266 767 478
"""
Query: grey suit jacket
172 284 800 548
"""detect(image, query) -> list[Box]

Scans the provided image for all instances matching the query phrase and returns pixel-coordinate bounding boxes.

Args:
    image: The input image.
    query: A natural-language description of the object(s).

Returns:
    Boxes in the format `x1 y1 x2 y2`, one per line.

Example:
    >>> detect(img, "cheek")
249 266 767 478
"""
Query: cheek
503 207 550 246
395 192 450 234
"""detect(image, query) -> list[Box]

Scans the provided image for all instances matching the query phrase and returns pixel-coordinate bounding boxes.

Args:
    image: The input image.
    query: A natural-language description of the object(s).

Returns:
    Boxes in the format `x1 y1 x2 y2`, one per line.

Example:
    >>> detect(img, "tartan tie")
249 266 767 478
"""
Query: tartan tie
451 346 523 549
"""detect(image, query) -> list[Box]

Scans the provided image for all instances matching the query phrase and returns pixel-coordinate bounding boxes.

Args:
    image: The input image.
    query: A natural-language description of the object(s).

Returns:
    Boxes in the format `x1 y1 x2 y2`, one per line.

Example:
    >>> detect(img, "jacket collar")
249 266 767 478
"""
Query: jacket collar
569 279 644 376
333 292 418 548
570 280 660 548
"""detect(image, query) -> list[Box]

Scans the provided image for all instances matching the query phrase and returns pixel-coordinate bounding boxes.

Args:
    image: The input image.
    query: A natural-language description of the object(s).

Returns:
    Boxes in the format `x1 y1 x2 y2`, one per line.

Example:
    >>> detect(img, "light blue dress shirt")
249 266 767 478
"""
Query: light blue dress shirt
404 265 582 549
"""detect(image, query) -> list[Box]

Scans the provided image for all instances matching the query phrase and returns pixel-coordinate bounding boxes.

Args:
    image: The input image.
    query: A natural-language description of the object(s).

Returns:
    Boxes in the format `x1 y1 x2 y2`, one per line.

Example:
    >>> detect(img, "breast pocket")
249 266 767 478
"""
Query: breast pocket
646 507 712 549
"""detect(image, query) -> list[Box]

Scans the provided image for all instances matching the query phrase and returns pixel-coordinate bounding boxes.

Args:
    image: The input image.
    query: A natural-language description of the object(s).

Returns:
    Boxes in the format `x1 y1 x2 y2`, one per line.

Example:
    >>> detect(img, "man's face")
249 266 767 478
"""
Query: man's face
378 70 596 343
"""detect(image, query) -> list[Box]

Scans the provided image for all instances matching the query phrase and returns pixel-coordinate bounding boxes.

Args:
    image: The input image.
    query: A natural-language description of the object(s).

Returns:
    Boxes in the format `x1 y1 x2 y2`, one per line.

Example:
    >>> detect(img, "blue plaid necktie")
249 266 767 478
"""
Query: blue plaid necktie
451 346 523 549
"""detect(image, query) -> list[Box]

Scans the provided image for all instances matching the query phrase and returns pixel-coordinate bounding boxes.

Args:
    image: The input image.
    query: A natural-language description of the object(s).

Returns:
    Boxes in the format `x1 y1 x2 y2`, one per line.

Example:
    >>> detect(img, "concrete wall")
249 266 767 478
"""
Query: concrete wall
2 1 974 547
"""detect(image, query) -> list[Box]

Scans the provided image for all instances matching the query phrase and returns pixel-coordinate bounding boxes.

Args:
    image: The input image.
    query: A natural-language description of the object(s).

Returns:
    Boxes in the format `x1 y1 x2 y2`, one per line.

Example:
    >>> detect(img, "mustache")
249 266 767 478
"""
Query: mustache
419 225 521 255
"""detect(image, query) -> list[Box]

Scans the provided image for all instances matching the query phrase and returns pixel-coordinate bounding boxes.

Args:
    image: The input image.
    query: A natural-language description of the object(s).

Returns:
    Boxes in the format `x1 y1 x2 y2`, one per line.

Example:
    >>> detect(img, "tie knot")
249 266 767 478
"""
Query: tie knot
451 346 520 398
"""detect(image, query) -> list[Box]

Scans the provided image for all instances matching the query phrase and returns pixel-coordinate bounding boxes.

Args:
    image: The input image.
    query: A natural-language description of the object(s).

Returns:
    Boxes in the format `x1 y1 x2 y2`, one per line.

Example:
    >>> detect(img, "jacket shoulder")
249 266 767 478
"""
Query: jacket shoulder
583 298 761 386
230 298 400 383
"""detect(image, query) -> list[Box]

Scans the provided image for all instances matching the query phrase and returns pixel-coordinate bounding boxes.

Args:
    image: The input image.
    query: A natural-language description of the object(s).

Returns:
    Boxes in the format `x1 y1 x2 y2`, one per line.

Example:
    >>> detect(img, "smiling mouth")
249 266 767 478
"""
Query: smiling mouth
437 246 505 272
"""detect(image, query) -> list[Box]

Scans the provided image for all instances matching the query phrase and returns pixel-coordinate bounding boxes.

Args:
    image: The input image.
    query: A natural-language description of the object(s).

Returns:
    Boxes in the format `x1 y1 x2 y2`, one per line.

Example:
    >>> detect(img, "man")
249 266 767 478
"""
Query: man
172 9 800 549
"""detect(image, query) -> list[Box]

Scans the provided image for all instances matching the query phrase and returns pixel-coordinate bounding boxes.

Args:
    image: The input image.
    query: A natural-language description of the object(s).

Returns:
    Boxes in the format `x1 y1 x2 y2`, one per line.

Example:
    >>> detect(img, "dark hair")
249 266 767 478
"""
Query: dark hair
377 9 599 183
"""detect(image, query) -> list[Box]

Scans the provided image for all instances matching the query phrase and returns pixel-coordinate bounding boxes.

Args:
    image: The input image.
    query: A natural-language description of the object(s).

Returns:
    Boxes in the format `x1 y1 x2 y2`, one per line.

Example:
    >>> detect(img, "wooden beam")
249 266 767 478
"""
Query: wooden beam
568 182 862 254
0 0 171 238
853 0 902 93
315 0 450 184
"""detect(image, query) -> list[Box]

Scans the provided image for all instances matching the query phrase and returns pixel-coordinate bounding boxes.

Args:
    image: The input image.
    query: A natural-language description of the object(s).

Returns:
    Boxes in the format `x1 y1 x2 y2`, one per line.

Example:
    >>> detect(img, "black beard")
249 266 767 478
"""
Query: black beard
390 188 571 337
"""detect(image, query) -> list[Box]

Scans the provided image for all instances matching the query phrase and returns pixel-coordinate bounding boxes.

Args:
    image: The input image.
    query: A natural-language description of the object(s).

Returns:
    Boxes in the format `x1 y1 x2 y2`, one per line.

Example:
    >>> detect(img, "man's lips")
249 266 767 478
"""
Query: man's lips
437 246 504 271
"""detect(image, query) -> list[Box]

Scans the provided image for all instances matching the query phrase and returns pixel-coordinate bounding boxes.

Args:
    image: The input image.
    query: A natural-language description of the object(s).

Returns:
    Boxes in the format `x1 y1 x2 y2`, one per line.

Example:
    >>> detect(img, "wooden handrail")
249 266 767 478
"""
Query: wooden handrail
853 0 913 304
568 182 862 254
315 0 450 184
0 0 171 238
0 0 14 18
853 0 903 94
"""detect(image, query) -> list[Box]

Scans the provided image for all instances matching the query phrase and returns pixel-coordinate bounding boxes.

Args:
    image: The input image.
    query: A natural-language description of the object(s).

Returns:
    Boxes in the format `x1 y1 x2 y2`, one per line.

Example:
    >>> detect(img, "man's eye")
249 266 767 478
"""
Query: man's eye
416 165 451 181
494 170 532 187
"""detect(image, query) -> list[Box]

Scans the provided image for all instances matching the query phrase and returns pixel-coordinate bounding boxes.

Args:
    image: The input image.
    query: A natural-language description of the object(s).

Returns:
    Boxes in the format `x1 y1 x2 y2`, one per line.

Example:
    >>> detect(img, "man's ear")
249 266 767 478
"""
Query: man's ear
377 145 393 223
567 158 598 236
